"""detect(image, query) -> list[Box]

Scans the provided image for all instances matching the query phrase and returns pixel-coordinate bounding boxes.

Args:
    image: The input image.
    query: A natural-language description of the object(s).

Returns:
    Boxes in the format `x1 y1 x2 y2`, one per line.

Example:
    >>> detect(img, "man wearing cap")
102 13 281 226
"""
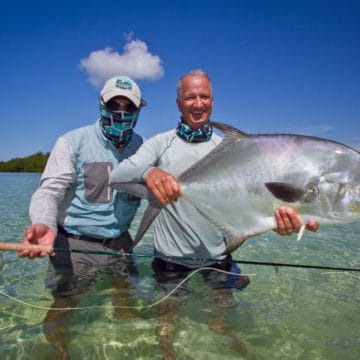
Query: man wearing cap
18 76 146 357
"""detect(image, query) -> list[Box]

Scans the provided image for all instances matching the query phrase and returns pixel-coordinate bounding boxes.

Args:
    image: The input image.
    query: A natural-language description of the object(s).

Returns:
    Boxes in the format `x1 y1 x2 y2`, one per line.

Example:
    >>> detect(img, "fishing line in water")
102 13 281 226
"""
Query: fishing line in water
0 267 254 312
1 243 359 272
1 262 358 313
0 245 359 312
56 248 360 273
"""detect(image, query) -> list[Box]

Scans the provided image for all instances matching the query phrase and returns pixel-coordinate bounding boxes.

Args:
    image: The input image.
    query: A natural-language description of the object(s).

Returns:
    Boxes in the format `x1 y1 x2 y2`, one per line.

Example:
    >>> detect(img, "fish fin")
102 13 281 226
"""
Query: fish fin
223 226 272 254
183 198 249 254
111 182 163 250
179 122 248 183
111 182 157 202
222 231 248 254
265 182 308 203
130 203 162 251
297 224 306 241
208 121 248 139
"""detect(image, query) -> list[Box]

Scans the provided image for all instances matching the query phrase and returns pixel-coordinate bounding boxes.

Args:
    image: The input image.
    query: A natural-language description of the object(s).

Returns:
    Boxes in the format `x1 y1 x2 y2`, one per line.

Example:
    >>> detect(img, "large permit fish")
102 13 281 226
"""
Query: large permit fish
112 121 360 254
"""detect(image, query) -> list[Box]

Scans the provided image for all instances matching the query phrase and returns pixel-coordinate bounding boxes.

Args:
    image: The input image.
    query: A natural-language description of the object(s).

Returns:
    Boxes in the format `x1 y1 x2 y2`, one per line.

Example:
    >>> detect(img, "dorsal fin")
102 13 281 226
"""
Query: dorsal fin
179 121 248 182
208 121 248 139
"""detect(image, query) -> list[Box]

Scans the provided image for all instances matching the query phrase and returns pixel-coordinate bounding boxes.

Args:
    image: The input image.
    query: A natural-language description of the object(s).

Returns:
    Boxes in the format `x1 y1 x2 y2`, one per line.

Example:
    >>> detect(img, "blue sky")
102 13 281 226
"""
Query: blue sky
0 0 359 161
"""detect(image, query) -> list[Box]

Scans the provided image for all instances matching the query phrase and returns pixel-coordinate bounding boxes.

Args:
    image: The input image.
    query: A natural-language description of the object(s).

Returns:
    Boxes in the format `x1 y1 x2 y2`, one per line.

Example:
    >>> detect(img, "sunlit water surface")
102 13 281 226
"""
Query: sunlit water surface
0 173 359 359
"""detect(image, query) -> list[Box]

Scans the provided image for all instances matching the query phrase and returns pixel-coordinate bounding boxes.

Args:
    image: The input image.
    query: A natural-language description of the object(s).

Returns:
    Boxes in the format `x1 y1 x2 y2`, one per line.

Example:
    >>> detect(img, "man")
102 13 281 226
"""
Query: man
109 69 318 357
110 69 318 268
18 75 146 358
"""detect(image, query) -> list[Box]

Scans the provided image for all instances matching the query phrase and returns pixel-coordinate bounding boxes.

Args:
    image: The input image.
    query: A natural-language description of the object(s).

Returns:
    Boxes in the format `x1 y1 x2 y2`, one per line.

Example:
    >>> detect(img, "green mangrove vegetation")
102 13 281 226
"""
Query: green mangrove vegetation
0 152 50 173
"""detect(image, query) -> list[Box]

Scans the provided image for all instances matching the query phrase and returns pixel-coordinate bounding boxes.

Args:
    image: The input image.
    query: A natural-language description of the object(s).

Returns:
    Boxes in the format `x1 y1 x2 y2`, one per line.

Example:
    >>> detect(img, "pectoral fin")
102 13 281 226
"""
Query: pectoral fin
265 182 315 203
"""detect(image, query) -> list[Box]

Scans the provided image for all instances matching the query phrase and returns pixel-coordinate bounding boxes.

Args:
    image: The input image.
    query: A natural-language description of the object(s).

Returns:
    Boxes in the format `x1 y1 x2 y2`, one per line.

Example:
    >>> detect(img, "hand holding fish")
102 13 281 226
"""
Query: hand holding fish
274 207 319 236
145 168 182 205
19 224 56 259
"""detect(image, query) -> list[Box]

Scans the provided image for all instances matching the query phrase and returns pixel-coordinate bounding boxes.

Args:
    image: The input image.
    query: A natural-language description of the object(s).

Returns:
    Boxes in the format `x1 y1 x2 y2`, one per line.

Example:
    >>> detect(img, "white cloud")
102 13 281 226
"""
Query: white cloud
79 38 164 86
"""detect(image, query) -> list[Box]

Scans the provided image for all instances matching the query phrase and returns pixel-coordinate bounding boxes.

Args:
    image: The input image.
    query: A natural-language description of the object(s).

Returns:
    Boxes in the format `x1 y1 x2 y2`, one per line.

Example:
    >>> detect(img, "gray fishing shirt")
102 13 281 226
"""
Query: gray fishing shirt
109 129 227 267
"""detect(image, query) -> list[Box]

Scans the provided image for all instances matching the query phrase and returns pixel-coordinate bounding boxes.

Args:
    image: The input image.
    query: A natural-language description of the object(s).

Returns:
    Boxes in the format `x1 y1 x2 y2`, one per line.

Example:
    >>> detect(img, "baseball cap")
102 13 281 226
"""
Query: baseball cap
100 76 146 107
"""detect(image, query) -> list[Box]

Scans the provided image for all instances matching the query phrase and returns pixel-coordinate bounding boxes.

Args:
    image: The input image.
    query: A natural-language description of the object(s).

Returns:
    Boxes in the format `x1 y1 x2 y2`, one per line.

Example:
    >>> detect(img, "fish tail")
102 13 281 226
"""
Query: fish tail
130 203 162 251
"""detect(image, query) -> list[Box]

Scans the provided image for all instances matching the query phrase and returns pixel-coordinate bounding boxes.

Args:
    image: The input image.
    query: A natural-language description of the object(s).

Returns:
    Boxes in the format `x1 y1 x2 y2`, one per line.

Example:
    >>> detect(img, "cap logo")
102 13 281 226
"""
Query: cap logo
115 78 132 90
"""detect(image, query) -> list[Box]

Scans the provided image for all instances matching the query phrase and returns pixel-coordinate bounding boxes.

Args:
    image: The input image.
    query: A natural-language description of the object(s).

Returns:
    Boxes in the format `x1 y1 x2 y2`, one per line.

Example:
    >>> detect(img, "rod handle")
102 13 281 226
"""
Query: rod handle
0 242 53 254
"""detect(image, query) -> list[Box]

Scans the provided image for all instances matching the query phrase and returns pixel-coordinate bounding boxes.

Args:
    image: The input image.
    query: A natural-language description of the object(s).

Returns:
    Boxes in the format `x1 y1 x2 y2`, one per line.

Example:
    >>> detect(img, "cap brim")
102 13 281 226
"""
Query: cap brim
101 89 141 107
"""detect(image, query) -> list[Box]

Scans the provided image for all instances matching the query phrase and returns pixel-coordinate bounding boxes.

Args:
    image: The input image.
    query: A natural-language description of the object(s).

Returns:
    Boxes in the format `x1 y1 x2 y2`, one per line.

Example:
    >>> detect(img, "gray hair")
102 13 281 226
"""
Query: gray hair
176 69 213 100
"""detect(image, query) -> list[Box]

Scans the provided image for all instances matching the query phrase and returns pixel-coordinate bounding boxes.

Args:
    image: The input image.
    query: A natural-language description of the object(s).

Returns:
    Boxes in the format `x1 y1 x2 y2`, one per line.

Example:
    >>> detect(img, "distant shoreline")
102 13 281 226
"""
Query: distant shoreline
0 152 49 173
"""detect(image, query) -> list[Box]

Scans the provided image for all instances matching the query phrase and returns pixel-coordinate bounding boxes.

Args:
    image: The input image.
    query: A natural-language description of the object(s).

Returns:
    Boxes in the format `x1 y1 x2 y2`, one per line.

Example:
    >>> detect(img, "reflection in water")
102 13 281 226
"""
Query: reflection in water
151 257 251 359
43 259 140 359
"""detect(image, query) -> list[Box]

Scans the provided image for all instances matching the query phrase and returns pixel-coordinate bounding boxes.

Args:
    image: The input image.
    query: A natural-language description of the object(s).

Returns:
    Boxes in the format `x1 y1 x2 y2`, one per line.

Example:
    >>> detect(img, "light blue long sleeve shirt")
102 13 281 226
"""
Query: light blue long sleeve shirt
109 129 227 267
30 121 143 238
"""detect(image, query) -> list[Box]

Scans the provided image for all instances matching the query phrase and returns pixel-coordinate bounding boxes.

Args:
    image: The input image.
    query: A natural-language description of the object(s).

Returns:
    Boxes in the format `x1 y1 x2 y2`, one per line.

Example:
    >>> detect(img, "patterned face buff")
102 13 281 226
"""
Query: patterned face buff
99 100 139 148
176 120 213 143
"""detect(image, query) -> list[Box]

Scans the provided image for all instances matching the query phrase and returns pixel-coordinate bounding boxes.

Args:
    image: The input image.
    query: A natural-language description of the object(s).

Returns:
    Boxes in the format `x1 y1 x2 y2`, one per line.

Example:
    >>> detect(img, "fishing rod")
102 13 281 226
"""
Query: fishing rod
0 242 359 272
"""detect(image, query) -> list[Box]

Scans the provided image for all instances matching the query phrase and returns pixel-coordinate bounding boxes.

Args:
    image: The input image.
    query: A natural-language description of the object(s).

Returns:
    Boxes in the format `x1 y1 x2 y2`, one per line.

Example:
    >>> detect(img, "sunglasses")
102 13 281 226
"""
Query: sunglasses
105 99 138 114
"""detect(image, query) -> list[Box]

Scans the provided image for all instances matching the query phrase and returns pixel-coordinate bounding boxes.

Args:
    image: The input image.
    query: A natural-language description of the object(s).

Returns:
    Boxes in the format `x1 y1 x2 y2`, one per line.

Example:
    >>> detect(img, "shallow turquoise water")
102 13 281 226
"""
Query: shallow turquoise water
0 173 359 359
